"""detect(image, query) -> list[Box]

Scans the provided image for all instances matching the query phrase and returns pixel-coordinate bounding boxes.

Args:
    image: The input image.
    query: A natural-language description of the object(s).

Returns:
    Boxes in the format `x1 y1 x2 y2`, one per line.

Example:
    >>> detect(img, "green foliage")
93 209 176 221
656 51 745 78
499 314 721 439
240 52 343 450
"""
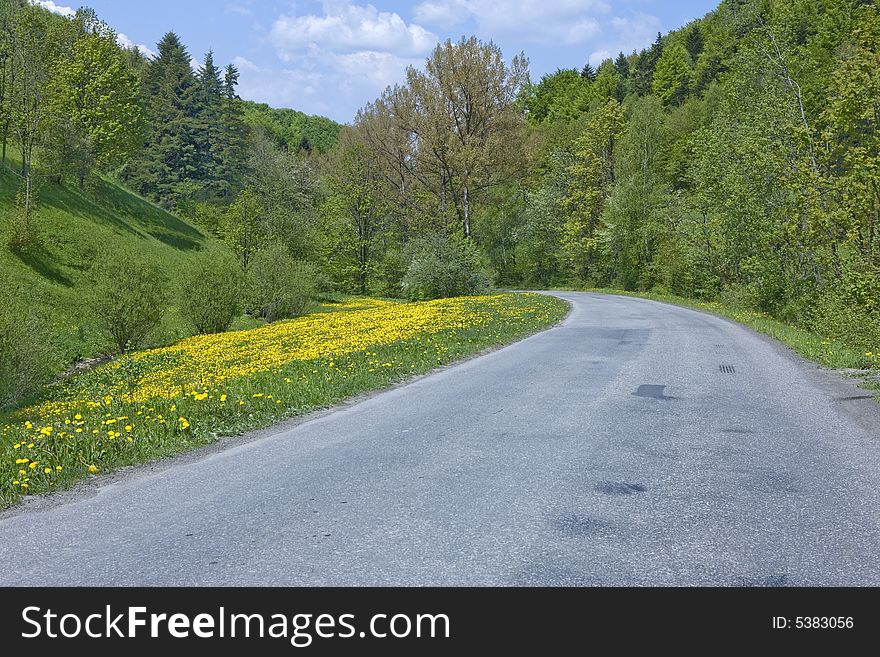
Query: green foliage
401 234 490 301
177 248 243 335
243 133 319 259
652 43 691 104
0 276 51 410
87 249 169 354
246 242 318 322
223 187 265 270
562 99 625 281
524 69 591 124
48 19 143 186
241 101 341 153
321 129 389 294
601 95 671 289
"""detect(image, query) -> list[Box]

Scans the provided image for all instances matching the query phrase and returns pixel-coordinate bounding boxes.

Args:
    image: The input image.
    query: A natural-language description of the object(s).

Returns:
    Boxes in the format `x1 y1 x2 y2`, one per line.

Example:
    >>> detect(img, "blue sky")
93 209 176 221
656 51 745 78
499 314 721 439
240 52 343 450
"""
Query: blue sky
36 0 719 123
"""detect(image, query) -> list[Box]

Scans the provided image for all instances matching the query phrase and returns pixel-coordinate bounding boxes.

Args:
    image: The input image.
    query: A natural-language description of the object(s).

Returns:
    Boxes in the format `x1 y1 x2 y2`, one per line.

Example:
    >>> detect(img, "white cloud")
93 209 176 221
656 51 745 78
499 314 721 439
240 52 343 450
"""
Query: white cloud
254 2 438 121
32 0 75 17
270 2 437 59
116 33 157 59
225 4 252 16
412 0 468 29
239 42 422 122
232 56 260 72
413 0 610 44
592 11 662 62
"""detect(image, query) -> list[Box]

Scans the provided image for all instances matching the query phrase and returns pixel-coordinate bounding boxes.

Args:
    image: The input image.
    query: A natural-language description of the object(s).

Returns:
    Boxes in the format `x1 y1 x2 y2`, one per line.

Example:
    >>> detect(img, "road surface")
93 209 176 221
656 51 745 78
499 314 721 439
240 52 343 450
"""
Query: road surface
2 292 879 586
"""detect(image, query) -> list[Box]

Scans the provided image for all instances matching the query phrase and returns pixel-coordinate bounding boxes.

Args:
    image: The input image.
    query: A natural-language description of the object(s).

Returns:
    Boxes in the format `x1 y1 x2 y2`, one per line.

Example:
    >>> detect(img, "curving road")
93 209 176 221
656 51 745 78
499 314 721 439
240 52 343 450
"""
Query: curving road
2 292 880 586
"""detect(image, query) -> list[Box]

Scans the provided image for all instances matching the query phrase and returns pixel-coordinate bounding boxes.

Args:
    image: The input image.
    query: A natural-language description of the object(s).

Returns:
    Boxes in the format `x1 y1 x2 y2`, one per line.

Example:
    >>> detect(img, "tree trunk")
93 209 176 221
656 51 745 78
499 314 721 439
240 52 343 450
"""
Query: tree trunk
463 185 471 237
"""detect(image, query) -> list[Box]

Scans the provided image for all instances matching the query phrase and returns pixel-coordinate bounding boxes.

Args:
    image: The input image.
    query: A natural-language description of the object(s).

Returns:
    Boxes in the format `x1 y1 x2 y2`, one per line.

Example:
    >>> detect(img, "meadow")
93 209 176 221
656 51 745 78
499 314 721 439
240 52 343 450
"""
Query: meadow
0 293 569 507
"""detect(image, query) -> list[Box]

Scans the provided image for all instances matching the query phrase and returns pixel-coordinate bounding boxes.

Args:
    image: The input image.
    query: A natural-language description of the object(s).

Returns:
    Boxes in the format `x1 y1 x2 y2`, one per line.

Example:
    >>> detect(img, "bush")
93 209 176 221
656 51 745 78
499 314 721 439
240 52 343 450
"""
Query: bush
247 242 319 322
401 235 490 301
177 248 243 335
802 286 880 354
0 283 52 410
88 250 168 354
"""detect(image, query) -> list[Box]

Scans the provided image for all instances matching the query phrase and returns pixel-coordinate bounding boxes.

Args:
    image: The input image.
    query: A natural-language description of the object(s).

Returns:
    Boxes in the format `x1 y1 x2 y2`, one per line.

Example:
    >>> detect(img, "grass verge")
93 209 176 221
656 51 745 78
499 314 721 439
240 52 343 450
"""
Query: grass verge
0 292 569 508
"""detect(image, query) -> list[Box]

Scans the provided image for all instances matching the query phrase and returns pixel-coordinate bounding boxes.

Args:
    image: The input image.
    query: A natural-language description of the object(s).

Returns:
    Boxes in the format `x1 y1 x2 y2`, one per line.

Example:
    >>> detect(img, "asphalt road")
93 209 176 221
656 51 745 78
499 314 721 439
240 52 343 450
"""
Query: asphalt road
2 292 880 586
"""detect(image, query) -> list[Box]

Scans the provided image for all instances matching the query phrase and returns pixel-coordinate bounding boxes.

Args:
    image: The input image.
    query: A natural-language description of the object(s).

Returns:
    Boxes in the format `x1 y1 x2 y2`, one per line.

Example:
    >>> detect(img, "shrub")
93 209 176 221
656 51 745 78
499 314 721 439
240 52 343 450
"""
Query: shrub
0 283 52 410
88 250 168 354
246 242 319 322
177 248 243 335
401 234 490 301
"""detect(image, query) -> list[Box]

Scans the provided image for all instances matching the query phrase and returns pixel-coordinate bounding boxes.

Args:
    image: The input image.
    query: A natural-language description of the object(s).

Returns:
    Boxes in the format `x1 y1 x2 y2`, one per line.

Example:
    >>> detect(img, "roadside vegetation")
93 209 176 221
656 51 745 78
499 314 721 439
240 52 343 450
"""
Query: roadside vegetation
3 0 879 503
0 293 568 507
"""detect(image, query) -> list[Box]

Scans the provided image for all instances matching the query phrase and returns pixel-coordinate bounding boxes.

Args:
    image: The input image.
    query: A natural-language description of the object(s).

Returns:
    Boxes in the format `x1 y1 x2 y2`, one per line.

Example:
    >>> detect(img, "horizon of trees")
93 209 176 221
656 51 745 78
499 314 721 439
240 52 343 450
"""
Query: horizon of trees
2 0 879 356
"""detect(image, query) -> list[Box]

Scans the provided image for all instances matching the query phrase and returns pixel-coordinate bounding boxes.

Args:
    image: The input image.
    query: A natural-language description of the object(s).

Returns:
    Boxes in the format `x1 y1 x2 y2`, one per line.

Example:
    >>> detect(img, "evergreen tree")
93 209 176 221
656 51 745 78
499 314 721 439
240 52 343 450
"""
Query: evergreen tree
124 32 202 207
630 33 664 96
613 52 630 78
580 62 596 81
217 63 248 198
223 63 238 100
195 50 225 197
685 25 705 60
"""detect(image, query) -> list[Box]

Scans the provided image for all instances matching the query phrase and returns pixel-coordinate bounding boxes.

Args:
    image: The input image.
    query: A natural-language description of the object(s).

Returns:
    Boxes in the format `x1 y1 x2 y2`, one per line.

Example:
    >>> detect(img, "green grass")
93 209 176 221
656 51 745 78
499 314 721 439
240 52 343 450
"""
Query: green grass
580 287 877 372
0 293 569 508
0 160 212 369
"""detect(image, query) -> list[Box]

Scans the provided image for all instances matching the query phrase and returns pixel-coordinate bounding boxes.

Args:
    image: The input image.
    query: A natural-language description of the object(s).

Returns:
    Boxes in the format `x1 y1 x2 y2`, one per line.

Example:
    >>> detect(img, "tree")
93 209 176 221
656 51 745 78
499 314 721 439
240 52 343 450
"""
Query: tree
48 12 143 188
216 63 248 198
323 127 389 294
653 43 691 105
630 33 664 96
685 25 705 60
524 68 588 124
6 2 55 249
405 37 529 237
0 0 18 163
8 2 52 178
124 32 202 207
601 96 671 289
613 52 630 78
223 188 265 270
592 60 621 102
580 62 596 81
89 252 168 354
562 99 625 280
822 5 880 270
244 131 318 259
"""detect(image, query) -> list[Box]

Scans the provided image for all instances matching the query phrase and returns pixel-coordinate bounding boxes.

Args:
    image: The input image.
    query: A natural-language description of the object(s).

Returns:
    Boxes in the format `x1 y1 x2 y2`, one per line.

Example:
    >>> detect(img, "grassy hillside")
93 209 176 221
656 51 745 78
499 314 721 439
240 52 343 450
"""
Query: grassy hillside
0 161 213 372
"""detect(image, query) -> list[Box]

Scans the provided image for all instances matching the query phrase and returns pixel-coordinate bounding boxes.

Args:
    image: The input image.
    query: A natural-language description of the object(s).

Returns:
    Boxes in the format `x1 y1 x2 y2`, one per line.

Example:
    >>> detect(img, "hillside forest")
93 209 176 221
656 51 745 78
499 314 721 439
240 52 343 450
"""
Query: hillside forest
1 0 879 409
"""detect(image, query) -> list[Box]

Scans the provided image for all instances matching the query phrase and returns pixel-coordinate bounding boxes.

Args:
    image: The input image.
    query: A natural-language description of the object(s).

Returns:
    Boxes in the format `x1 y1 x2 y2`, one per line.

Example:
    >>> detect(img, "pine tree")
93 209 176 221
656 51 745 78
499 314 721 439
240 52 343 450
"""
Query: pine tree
217 63 248 198
580 62 596 81
124 32 202 207
223 63 238 100
196 50 225 196
685 25 704 60
630 33 664 96
614 52 630 78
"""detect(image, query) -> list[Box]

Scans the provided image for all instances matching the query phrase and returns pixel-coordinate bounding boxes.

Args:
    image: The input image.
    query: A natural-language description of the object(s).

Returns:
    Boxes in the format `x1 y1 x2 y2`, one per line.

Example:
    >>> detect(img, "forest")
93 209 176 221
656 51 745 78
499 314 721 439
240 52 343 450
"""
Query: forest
1 0 879 408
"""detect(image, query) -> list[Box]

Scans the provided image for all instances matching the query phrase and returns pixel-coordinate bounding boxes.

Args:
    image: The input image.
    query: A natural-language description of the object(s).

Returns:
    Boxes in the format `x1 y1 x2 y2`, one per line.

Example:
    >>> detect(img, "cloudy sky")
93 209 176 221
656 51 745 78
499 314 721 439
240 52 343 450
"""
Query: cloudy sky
36 0 718 123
